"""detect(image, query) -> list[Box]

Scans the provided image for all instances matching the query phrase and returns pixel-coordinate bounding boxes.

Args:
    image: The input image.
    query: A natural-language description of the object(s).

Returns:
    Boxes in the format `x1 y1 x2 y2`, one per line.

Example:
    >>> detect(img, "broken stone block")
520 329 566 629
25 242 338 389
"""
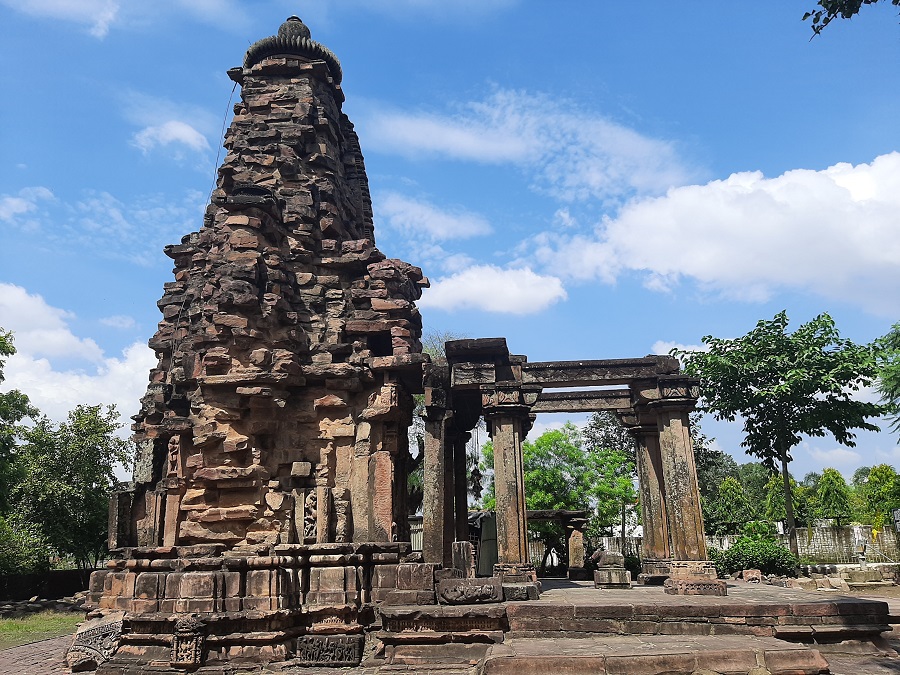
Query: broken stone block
502 583 540 601
66 611 125 672
436 577 503 605
742 568 763 583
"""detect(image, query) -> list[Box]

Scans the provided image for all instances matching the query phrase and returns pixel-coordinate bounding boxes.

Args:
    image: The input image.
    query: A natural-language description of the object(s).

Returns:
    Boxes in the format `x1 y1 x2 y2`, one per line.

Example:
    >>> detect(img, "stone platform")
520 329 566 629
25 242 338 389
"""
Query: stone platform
79 580 897 674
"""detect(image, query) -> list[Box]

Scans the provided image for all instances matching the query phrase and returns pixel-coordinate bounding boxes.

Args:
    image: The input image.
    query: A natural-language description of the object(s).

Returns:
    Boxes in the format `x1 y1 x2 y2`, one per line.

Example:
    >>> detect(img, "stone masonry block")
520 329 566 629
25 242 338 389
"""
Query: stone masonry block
165 572 183 598
372 564 398 589
396 563 437 591
246 569 276 597
180 571 217 598
134 572 165 599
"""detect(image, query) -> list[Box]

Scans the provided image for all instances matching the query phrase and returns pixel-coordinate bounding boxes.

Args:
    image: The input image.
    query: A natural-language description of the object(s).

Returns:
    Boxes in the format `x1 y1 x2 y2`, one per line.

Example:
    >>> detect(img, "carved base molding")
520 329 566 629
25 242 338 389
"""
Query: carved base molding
74 542 408 671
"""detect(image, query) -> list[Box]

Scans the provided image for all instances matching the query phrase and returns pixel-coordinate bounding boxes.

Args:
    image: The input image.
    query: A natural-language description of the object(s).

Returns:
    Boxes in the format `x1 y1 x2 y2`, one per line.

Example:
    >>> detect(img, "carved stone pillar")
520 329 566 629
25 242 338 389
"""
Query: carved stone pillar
483 384 538 571
422 406 453 567
623 414 671 581
452 429 471 544
651 398 706 561
371 424 398 542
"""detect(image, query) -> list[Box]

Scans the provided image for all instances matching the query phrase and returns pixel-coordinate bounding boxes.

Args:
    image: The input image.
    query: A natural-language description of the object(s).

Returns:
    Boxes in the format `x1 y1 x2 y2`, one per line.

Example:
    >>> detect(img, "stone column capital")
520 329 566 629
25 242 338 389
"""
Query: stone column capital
480 383 540 420
631 375 700 413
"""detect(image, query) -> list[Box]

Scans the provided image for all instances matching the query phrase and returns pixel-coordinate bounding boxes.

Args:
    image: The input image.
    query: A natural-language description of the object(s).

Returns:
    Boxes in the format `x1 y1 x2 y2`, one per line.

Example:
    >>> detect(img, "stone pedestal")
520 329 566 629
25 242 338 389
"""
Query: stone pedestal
592 551 631 589
594 567 631 589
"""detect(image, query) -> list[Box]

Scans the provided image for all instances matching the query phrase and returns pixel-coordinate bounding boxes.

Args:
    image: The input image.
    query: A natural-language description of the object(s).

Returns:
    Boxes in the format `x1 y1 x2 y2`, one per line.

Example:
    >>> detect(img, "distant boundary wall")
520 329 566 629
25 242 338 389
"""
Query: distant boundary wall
0 568 95 601
595 526 899 565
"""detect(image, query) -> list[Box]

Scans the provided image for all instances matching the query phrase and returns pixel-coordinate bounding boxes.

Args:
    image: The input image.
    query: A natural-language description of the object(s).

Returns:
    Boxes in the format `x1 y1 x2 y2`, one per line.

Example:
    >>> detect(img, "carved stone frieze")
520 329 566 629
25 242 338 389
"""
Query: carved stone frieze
294 634 363 667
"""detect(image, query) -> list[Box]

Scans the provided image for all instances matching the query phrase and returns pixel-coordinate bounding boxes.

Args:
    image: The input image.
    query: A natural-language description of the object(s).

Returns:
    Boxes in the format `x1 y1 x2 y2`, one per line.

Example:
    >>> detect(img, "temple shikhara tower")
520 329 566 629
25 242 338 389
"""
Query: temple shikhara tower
65 16 880 675
125 15 426 555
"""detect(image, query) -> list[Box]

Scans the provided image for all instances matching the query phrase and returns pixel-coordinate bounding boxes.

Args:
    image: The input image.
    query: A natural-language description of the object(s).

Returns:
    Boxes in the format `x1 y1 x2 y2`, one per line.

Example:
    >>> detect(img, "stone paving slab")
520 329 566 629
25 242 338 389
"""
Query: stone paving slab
481 634 830 674
0 635 71 675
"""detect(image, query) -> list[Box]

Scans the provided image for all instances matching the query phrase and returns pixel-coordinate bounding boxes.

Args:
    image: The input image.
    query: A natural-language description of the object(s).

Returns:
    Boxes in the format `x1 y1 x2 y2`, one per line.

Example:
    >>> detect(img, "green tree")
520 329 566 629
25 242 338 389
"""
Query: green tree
13 405 132 569
804 0 900 36
737 462 774 520
0 328 37 513
695 445 739 505
677 311 884 556
582 411 638 543
816 468 853 525
858 463 900 528
764 474 811 527
0 515 51 575
878 322 900 432
482 423 637 571
706 476 752 535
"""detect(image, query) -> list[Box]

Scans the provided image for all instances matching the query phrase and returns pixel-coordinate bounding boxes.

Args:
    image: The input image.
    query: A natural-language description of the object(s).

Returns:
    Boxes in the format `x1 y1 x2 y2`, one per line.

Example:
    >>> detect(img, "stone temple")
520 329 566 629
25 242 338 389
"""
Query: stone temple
66 17 893 675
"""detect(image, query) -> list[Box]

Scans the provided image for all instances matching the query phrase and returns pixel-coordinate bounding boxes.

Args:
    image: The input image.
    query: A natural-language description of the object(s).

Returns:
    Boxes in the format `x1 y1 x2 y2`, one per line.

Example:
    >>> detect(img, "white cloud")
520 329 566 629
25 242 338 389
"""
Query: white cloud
0 284 103 362
379 193 492 240
100 315 137 329
419 265 566 314
363 89 695 203
5 342 155 430
133 120 211 155
534 153 900 315
0 285 155 435
0 0 119 37
121 91 215 160
805 444 863 467
0 187 54 225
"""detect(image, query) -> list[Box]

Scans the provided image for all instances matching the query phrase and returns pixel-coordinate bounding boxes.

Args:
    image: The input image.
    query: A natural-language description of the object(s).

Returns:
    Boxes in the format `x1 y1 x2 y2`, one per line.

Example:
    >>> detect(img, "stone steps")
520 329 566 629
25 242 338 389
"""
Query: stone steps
479 635 830 675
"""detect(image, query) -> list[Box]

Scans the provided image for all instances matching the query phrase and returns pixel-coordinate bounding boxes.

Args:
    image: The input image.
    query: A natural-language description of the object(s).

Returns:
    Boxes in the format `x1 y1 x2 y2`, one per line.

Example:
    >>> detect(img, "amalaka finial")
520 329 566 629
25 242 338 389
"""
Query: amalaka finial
243 16 342 84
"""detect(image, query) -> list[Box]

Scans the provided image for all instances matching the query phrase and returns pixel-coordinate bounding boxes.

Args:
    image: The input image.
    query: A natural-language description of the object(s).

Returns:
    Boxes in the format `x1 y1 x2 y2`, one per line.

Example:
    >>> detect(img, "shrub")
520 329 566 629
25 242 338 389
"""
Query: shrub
710 536 798 577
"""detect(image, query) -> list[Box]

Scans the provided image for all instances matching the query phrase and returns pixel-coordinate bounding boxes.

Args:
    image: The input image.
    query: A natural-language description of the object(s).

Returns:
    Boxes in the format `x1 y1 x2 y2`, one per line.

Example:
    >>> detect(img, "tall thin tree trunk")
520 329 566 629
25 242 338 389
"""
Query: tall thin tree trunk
620 500 627 554
780 444 799 558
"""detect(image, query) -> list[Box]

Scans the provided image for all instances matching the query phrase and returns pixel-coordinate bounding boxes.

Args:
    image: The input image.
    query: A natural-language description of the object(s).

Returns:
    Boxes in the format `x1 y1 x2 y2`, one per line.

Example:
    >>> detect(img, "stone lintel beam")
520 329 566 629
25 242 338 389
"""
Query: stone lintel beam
445 337 509 362
532 389 632 414
522 356 680 388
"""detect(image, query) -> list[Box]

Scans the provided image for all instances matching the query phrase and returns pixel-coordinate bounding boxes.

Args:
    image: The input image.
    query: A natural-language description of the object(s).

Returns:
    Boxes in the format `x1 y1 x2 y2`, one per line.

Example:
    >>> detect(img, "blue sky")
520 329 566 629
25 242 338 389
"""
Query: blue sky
1 1 899 480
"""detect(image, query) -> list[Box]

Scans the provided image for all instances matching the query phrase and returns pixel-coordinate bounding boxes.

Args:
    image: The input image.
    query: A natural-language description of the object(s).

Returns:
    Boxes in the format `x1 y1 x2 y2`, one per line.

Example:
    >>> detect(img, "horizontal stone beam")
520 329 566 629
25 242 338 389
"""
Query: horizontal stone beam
532 389 632 414
522 357 679 388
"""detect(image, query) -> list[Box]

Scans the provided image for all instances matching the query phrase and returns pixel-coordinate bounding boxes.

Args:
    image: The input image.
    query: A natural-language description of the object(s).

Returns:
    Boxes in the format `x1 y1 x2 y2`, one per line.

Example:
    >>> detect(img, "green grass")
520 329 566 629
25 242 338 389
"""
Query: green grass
0 611 81 650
